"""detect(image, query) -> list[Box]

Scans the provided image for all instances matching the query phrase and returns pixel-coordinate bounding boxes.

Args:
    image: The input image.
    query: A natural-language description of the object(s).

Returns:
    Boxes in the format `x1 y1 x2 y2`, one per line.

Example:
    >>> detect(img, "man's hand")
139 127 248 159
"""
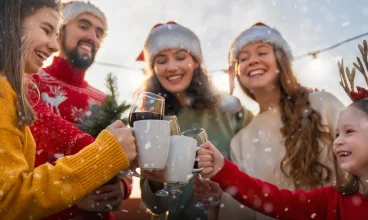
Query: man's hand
77 176 124 212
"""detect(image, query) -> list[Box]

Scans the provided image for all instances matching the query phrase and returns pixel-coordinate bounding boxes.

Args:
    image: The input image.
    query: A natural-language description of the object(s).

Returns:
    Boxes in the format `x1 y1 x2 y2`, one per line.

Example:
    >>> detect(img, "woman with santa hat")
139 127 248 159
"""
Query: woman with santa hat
137 21 253 220
197 22 345 220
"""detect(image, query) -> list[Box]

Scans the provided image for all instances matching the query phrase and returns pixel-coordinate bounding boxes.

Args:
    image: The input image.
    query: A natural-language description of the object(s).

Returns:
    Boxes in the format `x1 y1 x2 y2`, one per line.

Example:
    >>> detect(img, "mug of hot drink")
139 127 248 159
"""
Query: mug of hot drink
122 91 166 177
132 120 170 170
163 135 199 185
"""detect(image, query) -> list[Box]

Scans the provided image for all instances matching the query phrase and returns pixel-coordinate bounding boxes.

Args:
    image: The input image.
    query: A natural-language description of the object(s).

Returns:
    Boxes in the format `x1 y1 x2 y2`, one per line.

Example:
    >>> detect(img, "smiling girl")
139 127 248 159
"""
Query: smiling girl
137 22 253 220
195 96 368 219
0 1 136 219
204 23 345 220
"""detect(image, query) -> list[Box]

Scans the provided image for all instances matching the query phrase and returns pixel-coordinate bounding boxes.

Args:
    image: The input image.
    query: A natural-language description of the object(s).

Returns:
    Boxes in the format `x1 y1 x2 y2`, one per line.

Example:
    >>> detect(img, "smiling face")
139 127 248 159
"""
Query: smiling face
59 13 105 69
153 49 199 94
334 106 368 176
237 42 280 93
22 7 60 73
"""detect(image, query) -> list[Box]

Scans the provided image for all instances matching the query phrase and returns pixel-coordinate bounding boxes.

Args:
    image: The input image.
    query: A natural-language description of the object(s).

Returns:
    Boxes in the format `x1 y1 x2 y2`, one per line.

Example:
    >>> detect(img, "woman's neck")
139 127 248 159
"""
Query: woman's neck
253 85 281 113
174 91 189 107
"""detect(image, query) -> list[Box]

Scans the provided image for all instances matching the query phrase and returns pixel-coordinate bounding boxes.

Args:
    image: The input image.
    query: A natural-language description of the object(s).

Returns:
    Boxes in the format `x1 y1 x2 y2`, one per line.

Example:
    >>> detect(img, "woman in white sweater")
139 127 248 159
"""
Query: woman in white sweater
205 23 345 220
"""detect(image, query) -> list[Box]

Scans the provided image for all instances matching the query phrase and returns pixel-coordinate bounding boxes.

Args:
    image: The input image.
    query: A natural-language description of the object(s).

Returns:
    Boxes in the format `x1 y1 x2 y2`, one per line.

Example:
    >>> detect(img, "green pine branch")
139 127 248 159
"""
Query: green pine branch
78 73 131 138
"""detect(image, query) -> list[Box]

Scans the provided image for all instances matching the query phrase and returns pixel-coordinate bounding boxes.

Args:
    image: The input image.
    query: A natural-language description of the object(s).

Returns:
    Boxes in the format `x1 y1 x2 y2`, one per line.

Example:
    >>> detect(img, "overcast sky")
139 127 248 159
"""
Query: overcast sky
58 0 368 197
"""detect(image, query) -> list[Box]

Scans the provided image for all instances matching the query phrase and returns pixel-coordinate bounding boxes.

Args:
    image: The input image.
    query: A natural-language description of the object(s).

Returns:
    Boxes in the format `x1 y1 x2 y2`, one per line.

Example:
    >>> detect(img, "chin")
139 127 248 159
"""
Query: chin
163 84 188 94
24 64 41 74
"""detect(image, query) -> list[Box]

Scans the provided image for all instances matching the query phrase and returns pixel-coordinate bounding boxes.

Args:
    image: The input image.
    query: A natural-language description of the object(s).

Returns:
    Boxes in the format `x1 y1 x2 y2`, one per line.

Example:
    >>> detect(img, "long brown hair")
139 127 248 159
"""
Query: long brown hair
0 0 61 125
142 64 221 115
236 47 334 189
335 99 368 195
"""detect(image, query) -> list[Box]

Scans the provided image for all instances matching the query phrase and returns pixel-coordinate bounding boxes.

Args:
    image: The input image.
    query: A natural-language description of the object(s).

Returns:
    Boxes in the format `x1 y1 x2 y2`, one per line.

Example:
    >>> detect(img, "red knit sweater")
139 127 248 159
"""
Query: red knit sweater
212 159 368 220
29 56 132 220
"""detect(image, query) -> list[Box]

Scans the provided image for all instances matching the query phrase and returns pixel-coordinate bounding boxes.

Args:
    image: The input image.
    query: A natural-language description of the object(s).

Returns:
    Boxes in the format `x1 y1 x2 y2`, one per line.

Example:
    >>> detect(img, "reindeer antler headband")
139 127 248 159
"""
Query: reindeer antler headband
339 40 368 101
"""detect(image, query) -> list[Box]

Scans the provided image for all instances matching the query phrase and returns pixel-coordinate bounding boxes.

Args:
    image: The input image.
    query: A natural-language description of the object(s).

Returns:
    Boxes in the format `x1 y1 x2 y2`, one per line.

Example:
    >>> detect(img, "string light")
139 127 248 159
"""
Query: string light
94 31 368 74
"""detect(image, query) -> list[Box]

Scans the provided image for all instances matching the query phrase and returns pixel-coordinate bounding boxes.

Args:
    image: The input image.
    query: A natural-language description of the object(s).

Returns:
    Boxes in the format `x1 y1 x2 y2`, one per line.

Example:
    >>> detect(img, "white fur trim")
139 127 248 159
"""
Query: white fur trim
62 1 107 31
229 25 293 68
143 24 203 66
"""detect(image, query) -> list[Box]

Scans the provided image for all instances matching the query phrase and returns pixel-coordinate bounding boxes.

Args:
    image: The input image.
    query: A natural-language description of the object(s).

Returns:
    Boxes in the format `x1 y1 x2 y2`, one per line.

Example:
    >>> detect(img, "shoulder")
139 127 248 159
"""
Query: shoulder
309 91 345 112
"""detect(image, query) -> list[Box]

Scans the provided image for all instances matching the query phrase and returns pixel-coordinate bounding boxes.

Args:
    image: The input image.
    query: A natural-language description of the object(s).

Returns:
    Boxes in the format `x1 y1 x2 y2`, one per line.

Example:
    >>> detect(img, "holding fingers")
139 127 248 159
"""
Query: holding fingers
197 141 225 178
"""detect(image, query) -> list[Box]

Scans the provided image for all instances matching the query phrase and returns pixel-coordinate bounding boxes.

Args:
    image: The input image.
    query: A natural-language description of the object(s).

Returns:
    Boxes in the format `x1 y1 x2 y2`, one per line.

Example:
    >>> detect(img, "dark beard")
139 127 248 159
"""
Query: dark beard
62 34 96 69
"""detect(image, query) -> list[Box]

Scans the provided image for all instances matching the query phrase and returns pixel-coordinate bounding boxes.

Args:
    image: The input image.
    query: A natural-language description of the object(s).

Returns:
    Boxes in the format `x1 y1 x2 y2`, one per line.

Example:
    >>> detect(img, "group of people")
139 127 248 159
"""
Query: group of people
0 0 366 220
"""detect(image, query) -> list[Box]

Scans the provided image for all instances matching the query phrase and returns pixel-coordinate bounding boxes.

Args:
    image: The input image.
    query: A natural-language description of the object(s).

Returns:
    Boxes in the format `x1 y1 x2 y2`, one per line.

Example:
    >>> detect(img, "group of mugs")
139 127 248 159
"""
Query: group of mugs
132 119 204 186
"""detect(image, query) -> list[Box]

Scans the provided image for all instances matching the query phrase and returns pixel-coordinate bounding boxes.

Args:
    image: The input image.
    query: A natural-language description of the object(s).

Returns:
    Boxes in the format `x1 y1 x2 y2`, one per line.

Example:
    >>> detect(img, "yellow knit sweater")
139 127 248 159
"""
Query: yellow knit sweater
0 76 130 219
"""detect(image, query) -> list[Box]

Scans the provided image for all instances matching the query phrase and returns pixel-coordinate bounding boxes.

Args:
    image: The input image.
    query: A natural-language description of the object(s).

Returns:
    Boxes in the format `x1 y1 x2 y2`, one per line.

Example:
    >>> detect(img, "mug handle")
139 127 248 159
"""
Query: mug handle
192 147 204 173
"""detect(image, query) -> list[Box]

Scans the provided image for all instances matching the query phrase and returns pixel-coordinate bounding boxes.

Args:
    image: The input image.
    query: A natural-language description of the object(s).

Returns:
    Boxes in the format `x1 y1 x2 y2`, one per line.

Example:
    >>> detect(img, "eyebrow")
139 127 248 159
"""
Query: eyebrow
175 49 187 54
77 18 105 35
41 22 55 31
256 44 271 49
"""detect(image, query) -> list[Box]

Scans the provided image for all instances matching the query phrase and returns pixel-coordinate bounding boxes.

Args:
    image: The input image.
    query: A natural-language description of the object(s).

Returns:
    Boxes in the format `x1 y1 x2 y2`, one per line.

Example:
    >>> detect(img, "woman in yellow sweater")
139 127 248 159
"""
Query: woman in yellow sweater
0 1 136 219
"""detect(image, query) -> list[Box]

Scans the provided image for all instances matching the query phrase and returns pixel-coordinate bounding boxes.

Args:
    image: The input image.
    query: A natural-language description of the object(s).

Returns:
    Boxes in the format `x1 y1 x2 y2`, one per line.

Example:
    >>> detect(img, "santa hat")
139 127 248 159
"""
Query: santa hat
136 21 203 67
221 23 293 113
62 1 108 31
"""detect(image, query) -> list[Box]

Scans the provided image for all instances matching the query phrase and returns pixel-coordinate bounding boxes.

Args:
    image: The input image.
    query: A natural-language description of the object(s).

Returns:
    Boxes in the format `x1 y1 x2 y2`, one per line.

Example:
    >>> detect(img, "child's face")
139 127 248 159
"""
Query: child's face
334 106 368 176
22 7 60 73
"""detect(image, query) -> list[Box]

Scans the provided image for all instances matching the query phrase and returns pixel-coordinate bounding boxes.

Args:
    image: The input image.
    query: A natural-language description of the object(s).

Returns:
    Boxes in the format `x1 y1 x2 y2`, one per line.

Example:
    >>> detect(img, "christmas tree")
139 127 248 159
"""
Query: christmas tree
78 73 131 138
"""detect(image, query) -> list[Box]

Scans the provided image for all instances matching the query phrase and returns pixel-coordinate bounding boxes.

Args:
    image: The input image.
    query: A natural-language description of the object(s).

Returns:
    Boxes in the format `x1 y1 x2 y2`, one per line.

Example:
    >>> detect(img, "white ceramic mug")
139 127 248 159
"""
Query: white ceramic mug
132 120 170 171
163 135 201 184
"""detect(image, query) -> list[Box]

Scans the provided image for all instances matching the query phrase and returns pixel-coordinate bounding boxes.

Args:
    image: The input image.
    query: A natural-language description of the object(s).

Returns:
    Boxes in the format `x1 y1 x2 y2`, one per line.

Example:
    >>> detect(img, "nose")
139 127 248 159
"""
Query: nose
167 59 179 72
48 36 59 53
333 135 344 150
86 29 99 45
248 55 260 66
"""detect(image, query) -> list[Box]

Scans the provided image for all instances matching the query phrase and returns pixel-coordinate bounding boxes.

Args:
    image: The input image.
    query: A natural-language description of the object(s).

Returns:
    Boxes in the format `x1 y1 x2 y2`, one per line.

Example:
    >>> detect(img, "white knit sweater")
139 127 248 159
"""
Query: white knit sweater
210 91 345 220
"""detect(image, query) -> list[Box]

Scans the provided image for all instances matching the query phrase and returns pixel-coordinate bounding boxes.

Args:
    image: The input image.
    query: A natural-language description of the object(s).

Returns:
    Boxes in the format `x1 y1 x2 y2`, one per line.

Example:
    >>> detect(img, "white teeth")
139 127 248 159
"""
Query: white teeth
338 151 352 157
249 70 265 77
36 51 47 61
168 75 183 81
80 45 92 52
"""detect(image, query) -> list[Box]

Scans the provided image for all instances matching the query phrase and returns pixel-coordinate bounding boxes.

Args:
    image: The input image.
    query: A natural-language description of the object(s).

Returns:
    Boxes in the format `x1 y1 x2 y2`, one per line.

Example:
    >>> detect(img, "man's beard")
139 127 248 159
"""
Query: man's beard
62 35 96 69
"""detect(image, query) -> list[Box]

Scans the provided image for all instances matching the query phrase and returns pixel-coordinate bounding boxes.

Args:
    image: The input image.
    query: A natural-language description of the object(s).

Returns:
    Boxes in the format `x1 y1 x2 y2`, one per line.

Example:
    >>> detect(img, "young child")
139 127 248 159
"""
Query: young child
194 43 368 219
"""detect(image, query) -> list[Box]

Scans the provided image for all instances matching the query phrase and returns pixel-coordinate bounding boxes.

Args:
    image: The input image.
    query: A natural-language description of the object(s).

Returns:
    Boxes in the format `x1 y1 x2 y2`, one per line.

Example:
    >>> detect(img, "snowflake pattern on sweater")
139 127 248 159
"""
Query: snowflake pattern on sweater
35 69 105 124
28 56 132 220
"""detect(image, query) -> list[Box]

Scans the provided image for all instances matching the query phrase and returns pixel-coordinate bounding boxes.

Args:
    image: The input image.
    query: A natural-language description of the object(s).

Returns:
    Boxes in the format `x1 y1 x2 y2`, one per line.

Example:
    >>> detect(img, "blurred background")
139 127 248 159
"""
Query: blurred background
55 0 368 219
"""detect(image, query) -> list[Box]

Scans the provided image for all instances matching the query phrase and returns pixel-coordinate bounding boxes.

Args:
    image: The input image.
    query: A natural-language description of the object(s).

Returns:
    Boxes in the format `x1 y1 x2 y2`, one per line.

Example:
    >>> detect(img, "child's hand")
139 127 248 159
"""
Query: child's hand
197 141 225 178
193 174 222 203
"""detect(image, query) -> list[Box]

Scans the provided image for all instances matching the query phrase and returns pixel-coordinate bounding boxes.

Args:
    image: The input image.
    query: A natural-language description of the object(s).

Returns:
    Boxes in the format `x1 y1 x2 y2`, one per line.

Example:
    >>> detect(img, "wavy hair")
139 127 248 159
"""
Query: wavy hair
236 47 334 189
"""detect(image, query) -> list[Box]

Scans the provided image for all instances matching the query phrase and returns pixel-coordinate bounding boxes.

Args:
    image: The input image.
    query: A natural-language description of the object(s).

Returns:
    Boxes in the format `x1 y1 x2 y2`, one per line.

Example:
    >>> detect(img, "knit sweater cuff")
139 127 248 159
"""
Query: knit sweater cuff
64 130 130 192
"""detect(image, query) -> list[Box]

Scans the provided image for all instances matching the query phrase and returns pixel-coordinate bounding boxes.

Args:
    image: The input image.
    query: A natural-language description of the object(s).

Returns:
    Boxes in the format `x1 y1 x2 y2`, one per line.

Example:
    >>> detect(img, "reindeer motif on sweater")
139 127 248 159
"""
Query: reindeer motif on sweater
41 85 67 116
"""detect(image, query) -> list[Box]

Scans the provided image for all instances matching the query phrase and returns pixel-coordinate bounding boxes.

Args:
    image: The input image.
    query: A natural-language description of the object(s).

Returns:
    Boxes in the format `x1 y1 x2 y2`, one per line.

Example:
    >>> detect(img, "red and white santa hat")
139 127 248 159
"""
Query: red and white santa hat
137 21 203 67
228 22 293 94
62 1 108 31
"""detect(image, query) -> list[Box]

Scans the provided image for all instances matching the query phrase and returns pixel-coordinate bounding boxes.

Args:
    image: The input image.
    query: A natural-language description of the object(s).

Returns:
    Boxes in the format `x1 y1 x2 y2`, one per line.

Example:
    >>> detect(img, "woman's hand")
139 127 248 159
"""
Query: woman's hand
197 141 225 178
106 120 137 162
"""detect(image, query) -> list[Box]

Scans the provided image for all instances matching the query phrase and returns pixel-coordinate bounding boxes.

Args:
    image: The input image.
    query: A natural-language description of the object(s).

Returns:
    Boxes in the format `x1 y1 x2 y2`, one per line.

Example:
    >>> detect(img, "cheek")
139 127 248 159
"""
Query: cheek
237 63 250 86
153 65 168 84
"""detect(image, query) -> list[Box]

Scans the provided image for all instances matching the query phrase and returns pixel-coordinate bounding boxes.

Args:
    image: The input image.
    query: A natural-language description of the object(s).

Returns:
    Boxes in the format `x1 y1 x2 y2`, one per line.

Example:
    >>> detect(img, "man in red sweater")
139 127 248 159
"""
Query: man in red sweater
29 1 132 219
